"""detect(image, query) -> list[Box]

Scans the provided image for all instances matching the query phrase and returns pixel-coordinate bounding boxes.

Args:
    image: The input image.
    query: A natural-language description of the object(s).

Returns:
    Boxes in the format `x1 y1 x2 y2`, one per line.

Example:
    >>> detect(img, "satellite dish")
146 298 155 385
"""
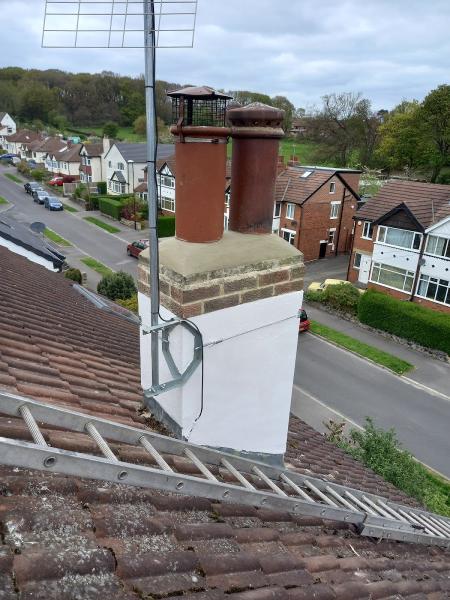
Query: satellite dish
30 222 46 235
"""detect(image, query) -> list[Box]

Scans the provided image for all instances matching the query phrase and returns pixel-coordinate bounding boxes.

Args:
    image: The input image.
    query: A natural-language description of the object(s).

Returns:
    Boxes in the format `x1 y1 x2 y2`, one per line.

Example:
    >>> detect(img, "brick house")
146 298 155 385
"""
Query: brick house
348 180 450 313
274 164 361 261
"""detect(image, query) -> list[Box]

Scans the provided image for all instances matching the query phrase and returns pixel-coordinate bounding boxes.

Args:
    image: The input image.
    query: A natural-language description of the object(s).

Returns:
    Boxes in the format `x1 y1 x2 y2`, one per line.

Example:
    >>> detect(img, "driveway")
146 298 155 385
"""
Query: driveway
303 255 350 287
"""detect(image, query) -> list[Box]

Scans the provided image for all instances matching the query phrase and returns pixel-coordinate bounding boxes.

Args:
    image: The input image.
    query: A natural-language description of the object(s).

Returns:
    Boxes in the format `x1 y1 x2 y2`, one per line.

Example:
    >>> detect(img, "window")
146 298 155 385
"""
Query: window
353 252 362 269
117 162 125 171
330 202 340 219
377 226 421 250
301 171 312 178
108 161 112 168
417 275 450 305
329 181 336 193
80 172 85 182
112 181 124 194
425 235 450 259
362 221 374 239
274 202 281 218
225 192 230 208
370 262 415 292
224 213 229 230
161 175 174 188
282 229 296 245
161 196 175 212
87 175 92 183
140 192 148 201
286 203 295 219
328 229 336 245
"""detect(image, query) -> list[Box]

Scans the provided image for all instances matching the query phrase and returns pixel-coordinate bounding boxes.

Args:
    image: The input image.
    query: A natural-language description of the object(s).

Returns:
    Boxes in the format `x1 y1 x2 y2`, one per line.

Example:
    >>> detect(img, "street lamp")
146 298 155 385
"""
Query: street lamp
127 159 136 230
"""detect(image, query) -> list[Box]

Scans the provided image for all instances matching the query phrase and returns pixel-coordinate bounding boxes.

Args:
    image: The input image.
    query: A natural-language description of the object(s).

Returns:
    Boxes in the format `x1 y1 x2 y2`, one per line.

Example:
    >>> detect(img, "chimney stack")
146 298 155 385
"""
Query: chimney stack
138 91 304 465
227 103 285 234
168 86 232 243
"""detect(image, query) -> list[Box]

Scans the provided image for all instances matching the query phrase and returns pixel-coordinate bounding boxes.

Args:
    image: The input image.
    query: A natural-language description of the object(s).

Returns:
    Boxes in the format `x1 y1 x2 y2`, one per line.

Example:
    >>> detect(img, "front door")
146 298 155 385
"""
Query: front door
319 241 327 259
358 255 371 284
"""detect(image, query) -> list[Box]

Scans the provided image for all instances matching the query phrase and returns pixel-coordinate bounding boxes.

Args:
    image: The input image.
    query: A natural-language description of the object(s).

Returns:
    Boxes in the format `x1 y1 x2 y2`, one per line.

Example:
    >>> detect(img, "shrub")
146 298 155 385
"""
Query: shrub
304 289 324 303
133 115 146 135
97 181 107 195
97 271 137 301
158 215 176 237
64 268 82 284
30 168 46 182
98 196 126 220
117 294 138 314
358 289 450 354
322 282 361 314
103 121 118 138
16 160 30 175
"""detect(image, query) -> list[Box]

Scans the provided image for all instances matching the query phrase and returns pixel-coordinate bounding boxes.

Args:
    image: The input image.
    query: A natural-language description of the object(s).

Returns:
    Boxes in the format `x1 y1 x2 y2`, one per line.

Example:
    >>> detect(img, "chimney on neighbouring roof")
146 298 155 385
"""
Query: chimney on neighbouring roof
227 103 285 234
168 86 232 243
137 91 304 465
288 155 299 167
102 137 111 155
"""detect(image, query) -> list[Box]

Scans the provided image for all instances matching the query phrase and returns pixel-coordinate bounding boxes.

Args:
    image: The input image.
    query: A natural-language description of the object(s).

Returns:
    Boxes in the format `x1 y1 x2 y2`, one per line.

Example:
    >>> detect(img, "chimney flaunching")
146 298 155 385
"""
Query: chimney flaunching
168 86 232 244
138 91 304 466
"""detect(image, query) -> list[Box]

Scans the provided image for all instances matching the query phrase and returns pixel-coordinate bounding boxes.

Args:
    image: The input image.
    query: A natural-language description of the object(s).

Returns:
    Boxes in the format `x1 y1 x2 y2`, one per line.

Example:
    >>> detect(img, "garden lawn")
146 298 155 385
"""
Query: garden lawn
83 216 121 234
310 320 413 375
4 173 21 184
81 257 114 277
43 228 72 247
0 196 9 205
62 203 78 213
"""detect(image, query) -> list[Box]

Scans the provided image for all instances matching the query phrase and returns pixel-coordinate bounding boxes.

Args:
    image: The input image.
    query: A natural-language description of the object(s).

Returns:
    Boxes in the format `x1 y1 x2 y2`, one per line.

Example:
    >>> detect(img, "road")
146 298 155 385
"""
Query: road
0 168 140 283
293 332 450 478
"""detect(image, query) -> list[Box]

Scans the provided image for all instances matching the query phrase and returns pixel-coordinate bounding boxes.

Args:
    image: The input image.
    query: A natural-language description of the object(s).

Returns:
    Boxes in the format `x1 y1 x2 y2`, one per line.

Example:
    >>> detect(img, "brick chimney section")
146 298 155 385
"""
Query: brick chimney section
228 103 285 234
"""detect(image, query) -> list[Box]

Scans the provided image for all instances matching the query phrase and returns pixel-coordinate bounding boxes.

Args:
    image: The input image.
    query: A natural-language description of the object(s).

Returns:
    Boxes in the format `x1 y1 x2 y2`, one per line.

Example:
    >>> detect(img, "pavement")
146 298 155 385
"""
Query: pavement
0 167 147 289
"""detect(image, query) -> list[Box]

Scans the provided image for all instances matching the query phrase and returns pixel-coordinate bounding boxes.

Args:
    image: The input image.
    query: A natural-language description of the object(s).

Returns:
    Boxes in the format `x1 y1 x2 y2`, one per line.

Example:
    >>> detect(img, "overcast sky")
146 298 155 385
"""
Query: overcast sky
1 1 449 110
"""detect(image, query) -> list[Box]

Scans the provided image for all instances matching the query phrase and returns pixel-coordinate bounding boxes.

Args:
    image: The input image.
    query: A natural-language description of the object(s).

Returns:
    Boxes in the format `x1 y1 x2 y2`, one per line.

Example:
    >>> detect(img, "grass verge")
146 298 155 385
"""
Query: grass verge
62 203 78 213
0 196 9 205
83 216 120 234
81 257 114 277
4 173 21 184
325 418 450 517
43 228 72 247
310 320 413 375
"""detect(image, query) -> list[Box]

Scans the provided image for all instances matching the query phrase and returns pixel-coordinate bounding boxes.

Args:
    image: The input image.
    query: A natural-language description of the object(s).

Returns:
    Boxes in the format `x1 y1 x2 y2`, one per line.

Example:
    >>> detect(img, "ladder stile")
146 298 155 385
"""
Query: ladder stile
184 448 217 481
221 458 255 490
19 405 47 447
139 436 173 472
280 473 314 503
85 422 118 462
251 466 287 497
304 480 338 507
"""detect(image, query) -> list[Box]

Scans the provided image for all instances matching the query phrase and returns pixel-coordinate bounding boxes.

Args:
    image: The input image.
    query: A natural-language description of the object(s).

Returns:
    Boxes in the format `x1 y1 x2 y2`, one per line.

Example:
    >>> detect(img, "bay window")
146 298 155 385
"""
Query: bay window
377 226 421 250
417 275 450 305
425 235 450 258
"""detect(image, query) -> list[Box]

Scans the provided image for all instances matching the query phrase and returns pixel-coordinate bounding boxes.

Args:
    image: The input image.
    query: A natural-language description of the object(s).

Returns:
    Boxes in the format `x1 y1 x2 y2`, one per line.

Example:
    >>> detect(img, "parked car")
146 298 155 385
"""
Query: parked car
49 175 76 186
299 308 310 333
44 196 64 211
0 153 19 161
127 240 149 258
24 182 43 195
33 189 49 205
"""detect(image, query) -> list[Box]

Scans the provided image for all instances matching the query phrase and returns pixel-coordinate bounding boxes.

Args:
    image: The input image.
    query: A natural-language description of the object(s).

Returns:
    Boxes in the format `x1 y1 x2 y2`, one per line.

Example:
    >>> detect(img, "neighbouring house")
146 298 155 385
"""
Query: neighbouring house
0 112 16 143
26 136 67 165
79 137 110 184
46 142 82 178
3 129 43 157
104 142 174 195
348 180 450 313
1 238 449 598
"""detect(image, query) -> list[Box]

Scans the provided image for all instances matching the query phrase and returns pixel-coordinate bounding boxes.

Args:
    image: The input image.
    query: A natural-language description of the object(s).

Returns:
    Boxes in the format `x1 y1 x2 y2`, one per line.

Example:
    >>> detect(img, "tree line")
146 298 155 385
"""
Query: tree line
0 67 448 182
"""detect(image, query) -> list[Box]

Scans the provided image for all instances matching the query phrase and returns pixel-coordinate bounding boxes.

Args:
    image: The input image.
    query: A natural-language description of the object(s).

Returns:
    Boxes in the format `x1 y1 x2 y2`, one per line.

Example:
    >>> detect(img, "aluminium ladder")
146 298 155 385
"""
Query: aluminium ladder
0 390 449 548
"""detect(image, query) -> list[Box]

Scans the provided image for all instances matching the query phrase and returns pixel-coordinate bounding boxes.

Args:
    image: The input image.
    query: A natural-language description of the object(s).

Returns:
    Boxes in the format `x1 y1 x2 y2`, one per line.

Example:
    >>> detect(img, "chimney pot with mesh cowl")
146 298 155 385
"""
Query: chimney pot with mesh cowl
228 103 285 234
168 86 232 243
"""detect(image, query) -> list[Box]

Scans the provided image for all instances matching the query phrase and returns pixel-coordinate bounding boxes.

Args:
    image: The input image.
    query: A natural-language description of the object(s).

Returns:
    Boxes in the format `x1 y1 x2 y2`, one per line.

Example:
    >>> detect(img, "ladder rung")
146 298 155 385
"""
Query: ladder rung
280 473 314 502
184 448 217 481
427 515 450 536
305 480 338 507
19 405 47 447
221 459 254 490
325 486 360 511
398 509 429 534
376 500 408 523
252 466 287 497
419 513 450 538
411 512 446 538
85 422 118 462
362 495 393 519
139 436 173 472
344 491 377 516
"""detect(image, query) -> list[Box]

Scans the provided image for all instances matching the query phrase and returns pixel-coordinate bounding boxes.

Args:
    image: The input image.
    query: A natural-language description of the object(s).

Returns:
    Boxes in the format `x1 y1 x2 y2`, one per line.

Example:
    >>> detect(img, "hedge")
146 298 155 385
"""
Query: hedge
158 215 175 237
358 290 450 355
98 195 132 220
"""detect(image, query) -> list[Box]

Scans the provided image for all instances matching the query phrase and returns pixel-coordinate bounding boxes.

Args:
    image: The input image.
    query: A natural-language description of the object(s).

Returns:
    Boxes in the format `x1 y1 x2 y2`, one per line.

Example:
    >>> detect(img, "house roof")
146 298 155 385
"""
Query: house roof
82 142 104 157
32 137 67 155
0 247 449 597
56 143 83 163
0 112 6 121
6 129 41 144
111 170 126 183
356 180 450 229
113 142 174 164
275 167 336 205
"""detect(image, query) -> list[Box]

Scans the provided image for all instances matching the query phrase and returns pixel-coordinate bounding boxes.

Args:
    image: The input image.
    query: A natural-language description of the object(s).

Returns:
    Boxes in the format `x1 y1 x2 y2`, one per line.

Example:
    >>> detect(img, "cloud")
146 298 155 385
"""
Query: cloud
0 0 448 110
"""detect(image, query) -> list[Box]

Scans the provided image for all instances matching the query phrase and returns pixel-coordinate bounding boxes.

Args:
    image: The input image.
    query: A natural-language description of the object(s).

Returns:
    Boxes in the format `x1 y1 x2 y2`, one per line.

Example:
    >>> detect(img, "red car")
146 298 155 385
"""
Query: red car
127 240 149 258
49 176 76 186
299 308 310 333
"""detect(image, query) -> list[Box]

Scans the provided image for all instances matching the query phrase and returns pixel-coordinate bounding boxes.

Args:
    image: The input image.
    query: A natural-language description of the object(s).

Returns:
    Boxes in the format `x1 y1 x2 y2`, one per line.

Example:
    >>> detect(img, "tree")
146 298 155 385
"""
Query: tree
97 271 137 301
271 95 296 132
103 121 119 138
133 115 146 135
230 90 272 106
421 84 450 182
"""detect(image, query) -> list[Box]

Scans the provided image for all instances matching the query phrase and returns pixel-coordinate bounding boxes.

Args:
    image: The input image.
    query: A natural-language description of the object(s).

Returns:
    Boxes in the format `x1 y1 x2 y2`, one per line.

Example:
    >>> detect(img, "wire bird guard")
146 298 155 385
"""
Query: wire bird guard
42 0 198 48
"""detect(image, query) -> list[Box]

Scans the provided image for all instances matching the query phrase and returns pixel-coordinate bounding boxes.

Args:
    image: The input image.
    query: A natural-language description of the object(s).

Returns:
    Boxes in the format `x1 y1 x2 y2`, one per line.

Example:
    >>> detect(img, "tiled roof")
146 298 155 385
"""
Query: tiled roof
5 129 41 143
0 246 450 597
356 180 450 228
83 142 104 157
275 167 333 205
33 136 67 155
0 111 6 121
56 143 83 163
